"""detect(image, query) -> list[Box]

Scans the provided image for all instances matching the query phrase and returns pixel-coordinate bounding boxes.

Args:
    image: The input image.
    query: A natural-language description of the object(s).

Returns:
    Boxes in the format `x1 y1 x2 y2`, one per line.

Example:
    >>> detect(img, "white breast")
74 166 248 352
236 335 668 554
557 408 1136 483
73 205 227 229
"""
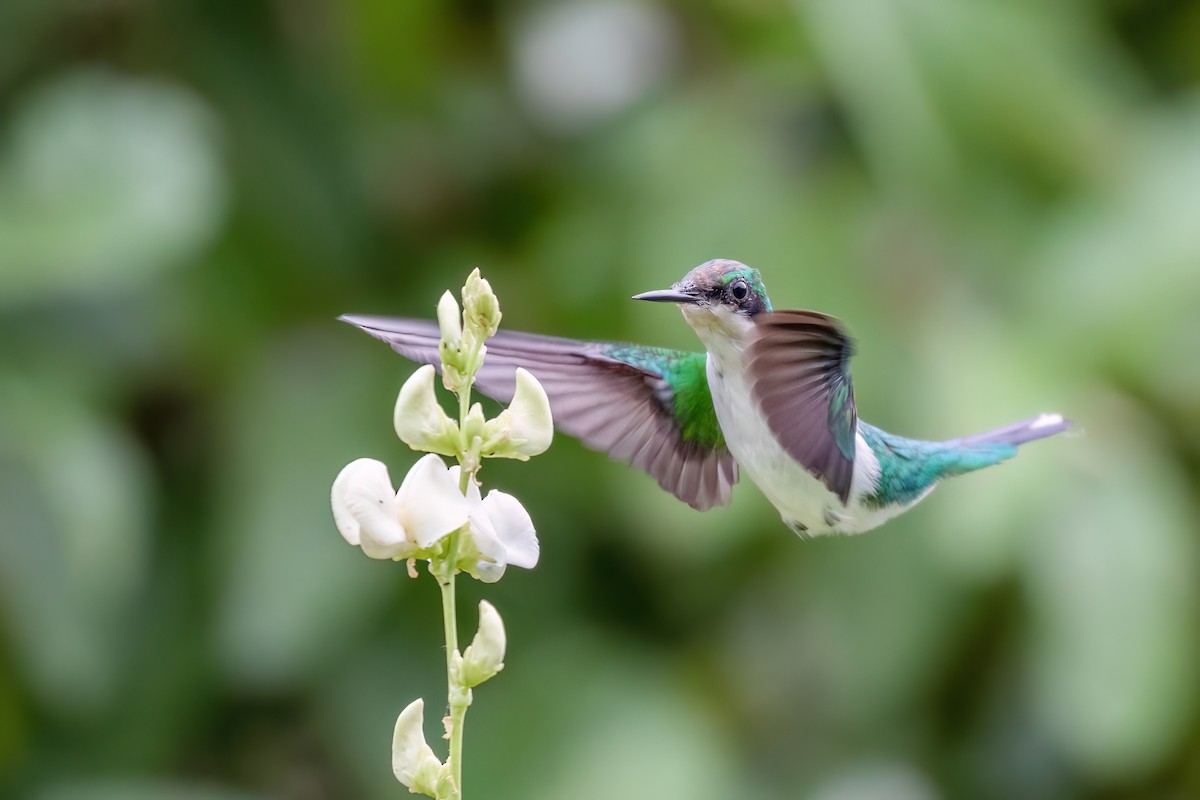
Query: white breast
688 307 915 536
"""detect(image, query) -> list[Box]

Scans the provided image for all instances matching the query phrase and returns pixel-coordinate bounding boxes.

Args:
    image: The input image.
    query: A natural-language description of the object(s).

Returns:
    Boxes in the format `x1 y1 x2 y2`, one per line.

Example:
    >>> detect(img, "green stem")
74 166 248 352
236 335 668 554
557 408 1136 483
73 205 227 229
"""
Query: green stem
439 348 482 799
438 562 469 799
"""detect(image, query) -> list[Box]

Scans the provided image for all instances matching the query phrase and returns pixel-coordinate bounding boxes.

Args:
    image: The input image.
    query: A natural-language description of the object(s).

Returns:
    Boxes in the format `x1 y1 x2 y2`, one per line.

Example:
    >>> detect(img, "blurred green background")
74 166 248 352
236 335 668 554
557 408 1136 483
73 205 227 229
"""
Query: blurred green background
2 1 1199 798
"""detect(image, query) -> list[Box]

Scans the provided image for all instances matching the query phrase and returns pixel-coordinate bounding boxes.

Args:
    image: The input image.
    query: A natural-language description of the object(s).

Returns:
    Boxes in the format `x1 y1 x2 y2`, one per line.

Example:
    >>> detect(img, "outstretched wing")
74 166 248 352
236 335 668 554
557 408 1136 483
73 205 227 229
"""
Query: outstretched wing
340 315 739 510
746 310 857 503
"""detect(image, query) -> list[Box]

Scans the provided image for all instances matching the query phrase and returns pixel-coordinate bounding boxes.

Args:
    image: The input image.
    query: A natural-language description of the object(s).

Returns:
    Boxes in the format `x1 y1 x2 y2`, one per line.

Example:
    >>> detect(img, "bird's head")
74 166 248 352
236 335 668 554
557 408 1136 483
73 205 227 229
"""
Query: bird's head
634 259 772 344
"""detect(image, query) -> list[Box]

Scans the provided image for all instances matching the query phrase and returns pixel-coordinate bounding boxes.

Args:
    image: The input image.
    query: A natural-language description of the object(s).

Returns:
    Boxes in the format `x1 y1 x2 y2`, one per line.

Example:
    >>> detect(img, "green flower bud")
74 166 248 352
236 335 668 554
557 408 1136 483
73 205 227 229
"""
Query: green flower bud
459 601 506 687
462 402 487 449
462 268 501 340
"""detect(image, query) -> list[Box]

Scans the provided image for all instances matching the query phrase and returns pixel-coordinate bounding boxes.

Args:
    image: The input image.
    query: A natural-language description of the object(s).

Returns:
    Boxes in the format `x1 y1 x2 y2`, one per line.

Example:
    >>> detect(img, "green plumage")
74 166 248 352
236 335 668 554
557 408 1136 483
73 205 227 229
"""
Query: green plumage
828 376 857 461
603 346 724 449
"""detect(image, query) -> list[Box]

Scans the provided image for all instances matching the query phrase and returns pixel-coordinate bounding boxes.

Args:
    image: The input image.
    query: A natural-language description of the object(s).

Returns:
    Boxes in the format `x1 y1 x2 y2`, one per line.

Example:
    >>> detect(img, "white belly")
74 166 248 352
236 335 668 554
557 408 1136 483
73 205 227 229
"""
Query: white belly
705 354 914 536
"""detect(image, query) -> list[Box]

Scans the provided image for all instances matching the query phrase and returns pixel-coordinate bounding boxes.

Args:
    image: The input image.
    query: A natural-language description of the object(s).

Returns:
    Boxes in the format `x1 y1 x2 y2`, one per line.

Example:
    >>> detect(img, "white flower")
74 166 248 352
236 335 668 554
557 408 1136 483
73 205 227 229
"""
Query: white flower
459 600 506 687
483 368 554 460
331 454 470 560
450 468 540 582
392 698 446 794
393 365 459 456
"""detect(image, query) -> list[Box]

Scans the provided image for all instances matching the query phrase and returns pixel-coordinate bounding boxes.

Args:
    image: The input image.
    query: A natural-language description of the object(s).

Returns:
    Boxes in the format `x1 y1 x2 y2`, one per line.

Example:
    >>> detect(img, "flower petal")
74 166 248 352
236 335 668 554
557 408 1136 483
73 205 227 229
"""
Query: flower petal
392 698 442 792
393 365 458 456
480 489 539 569
331 458 411 559
507 367 553 458
448 466 483 505
395 453 471 548
470 560 507 583
446 487 505 581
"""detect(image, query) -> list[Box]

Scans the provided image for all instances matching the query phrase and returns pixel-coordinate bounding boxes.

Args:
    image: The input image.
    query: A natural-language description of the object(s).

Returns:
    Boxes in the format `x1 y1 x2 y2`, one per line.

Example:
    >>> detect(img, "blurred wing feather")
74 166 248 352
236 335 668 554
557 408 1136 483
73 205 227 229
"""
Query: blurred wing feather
340 315 738 510
747 310 857 503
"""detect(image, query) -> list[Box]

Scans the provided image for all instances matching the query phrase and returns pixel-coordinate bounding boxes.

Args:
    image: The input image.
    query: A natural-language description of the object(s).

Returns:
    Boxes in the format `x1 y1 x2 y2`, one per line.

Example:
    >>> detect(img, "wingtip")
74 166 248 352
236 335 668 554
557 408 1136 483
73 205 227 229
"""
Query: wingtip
337 313 391 333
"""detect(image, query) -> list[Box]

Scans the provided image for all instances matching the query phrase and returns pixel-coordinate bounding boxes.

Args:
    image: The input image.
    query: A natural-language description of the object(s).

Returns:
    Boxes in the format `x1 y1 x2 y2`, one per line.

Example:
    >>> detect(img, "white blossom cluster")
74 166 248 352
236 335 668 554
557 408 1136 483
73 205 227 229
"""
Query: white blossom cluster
331 270 552 798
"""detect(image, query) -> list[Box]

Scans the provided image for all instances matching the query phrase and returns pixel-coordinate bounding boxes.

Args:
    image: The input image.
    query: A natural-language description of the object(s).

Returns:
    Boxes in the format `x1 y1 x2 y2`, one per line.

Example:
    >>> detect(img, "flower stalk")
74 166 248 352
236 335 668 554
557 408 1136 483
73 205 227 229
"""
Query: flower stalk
331 269 552 799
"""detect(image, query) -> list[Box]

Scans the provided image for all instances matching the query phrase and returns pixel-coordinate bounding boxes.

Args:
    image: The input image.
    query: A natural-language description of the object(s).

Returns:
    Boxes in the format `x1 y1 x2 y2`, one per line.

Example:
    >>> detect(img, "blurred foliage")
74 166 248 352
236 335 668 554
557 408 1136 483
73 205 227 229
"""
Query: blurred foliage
1 0 1199 798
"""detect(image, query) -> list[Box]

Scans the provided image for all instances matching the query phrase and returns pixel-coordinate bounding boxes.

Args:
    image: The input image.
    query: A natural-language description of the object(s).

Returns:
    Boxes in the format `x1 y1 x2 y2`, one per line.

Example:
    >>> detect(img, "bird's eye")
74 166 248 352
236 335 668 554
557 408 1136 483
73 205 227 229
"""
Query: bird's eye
730 280 749 302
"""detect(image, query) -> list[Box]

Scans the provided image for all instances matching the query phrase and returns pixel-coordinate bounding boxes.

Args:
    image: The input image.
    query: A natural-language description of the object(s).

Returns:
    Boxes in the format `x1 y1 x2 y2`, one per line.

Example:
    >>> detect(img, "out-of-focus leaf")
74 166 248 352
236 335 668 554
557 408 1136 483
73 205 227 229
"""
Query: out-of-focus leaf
0 0 72 87
1022 398 1198 779
0 70 226 303
801 0 960 194
587 86 860 307
900 0 1121 185
801 0 1121 195
211 331 402 690
470 631 741 800
809 759 940 800
1037 103 1200 368
607 468 769 564
339 0 447 100
913 304 1076 581
35 781 261 800
508 1 679 134
717 529 969 746
0 374 151 716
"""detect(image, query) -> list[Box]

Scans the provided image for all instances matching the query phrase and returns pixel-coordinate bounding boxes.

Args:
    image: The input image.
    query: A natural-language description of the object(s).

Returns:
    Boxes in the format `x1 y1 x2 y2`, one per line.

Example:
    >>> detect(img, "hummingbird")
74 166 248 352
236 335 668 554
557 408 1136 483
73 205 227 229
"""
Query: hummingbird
341 259 1070 536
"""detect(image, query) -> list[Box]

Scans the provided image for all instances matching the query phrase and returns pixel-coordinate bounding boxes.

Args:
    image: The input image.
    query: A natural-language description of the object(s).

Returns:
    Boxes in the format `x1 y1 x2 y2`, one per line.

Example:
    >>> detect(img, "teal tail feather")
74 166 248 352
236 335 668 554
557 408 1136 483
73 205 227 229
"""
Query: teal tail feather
860 413 1071 508
941 413 1072 449
938 412 1072 477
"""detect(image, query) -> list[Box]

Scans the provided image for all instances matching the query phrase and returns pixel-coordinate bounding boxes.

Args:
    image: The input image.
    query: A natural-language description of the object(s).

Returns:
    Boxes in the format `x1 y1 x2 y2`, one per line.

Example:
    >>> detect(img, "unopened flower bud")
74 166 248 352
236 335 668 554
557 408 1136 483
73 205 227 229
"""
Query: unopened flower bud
463 268 501 340
440 362 465 394
394 365 459 456
392 699 444 795
459 601 506 687
436 290 463 351
462 402 487 448
437 290 469 392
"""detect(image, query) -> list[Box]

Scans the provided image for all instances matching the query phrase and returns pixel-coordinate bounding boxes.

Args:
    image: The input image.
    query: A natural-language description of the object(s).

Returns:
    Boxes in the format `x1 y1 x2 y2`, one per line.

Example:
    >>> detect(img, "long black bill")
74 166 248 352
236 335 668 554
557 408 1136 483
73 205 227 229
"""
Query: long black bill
632 288 701 304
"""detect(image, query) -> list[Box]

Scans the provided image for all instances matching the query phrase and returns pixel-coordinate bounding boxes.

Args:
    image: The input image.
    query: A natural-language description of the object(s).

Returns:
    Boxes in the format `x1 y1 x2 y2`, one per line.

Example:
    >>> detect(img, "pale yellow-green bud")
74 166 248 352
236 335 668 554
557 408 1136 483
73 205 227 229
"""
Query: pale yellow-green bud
459 600 506 687
437 290 470 393
436 290 463 350
482 368 554 460
393 366 459 456
462 402 487 444
391 698 444 795
462 268 501 340
465 340 487 381
440 362 464 394
460 402 488 470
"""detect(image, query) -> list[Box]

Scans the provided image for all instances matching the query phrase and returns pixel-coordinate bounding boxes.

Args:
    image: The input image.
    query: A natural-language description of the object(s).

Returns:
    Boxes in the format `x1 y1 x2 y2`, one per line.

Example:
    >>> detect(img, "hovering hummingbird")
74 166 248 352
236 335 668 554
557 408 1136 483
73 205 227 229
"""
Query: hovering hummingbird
341 259 1070 536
